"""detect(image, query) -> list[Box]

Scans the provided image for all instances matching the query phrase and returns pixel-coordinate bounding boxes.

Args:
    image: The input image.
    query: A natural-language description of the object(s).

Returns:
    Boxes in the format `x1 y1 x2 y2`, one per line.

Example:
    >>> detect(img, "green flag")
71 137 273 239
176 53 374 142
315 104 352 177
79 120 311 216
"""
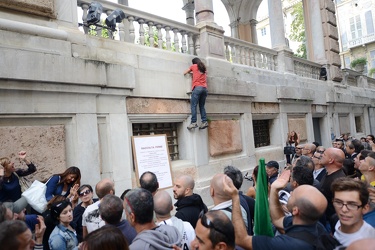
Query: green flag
254 158 274 236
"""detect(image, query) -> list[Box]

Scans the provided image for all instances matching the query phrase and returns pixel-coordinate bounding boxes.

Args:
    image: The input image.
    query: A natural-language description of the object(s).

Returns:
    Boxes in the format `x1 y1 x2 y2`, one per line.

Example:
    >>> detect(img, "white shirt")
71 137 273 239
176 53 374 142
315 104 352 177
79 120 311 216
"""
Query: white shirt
313 168 325 179
156 217 195 250
211 200 249 229
334 220 375 246
82 200 105 234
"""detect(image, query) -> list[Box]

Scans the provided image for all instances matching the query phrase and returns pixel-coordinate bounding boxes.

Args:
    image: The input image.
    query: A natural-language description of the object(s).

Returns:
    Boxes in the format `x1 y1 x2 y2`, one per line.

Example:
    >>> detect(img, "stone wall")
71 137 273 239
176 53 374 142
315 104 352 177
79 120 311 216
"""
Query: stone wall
0 125 66 181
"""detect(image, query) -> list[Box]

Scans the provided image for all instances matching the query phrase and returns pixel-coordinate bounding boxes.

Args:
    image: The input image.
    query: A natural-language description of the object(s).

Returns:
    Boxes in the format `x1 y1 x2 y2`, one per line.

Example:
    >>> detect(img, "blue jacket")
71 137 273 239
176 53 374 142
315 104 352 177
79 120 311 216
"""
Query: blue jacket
49 224 78 250
45 175 73 201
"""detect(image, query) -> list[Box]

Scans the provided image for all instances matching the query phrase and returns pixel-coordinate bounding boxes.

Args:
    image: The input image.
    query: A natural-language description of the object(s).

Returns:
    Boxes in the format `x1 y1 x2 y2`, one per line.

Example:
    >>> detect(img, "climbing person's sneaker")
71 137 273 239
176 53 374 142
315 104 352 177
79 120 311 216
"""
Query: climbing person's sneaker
187 123 198 130
199 121 209 130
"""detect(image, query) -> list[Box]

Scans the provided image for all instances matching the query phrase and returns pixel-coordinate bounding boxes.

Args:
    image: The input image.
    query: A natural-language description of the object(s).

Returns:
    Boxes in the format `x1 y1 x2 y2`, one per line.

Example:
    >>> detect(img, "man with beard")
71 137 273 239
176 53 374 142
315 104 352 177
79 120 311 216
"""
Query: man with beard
173 175 207 228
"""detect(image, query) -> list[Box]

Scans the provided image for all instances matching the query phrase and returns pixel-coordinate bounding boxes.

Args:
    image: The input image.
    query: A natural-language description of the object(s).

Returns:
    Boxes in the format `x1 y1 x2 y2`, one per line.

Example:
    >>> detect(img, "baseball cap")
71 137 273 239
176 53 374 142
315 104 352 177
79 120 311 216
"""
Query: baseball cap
266 161 279 169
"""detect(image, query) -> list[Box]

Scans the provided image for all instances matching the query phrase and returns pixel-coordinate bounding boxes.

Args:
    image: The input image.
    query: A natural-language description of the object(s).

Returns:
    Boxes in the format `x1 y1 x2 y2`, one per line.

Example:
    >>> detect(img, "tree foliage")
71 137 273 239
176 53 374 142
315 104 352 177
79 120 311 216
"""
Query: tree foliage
289 1 306 59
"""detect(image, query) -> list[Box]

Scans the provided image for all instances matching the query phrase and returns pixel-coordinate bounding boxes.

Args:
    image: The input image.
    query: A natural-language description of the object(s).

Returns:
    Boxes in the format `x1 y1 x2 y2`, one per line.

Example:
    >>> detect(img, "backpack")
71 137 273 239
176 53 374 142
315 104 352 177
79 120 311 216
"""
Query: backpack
222 194 253 235
287 224 341 250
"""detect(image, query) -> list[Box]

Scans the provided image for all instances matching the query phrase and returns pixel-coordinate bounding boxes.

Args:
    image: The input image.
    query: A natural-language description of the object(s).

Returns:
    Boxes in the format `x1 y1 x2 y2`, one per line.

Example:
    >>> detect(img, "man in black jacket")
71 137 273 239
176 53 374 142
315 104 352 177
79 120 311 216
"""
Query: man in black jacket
173 175 207 228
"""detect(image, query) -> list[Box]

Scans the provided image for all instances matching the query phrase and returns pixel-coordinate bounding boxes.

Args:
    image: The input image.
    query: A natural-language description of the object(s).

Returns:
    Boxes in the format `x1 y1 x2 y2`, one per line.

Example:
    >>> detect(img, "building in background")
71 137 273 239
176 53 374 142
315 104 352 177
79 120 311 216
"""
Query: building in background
0 0 374 205
336 0 375 76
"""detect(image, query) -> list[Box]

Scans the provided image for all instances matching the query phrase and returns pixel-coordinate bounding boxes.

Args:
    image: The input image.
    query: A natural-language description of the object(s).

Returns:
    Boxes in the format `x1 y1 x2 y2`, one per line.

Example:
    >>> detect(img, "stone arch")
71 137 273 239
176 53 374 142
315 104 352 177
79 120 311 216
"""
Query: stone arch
221 0 262 42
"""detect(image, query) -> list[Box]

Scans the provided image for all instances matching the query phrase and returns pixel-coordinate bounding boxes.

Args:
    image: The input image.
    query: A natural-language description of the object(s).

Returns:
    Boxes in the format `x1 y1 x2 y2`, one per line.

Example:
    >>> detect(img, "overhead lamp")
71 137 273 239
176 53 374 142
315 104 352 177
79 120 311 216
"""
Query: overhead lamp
105 9 126 30
87 2 103 25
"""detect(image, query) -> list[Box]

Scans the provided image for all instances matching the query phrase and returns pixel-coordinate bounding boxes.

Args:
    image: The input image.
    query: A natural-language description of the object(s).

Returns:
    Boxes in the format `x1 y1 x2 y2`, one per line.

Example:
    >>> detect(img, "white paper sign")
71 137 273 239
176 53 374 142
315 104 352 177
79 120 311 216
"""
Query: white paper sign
132 135 173 189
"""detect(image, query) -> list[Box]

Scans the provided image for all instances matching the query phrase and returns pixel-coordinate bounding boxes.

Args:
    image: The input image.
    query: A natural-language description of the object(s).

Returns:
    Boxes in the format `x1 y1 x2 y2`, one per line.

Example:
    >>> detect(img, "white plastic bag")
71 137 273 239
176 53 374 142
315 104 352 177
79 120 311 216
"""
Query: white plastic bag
22 180 48 213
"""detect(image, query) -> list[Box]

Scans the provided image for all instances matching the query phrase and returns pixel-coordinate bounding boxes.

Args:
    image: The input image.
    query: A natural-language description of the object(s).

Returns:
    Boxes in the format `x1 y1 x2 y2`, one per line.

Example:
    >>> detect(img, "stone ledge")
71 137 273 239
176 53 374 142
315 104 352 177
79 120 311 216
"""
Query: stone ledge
0 0 55 18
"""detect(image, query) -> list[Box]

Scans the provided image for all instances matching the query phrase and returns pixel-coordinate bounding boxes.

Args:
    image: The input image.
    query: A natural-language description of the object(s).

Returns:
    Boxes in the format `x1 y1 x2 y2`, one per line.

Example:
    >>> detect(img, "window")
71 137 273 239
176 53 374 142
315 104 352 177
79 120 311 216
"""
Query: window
350 15 362 39
355 116 363 133
371 50 375 68
341 32 348 51
365 11 374 34
261 28 266 36
132 123 179 160
253 120 270 148
344 56 350 69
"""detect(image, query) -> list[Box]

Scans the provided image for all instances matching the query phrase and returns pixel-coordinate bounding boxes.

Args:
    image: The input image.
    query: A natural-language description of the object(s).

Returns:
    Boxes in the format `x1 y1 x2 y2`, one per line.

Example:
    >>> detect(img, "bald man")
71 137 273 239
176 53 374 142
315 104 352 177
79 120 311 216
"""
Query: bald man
154 190 195 249
222 172 338 250
82 178 115 238
173 175 207 228
319 147 346 226
302 143 316 158
210 173 248 231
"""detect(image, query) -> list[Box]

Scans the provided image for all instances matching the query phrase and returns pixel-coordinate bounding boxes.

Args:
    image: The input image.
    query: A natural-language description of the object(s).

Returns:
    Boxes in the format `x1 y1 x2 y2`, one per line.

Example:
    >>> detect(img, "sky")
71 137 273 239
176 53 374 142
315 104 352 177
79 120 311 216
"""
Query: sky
91 0 269 37
127 0 231 35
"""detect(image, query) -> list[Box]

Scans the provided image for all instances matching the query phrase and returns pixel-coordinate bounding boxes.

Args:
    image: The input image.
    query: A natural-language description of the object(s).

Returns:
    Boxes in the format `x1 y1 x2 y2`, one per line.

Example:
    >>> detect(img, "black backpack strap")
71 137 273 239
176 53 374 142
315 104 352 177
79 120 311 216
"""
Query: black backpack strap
286 230 317 246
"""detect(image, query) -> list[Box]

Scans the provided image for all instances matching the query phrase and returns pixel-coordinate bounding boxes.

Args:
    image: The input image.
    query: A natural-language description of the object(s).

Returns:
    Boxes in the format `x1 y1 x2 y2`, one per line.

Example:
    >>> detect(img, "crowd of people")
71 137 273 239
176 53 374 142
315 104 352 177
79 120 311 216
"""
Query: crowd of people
1 132 375 250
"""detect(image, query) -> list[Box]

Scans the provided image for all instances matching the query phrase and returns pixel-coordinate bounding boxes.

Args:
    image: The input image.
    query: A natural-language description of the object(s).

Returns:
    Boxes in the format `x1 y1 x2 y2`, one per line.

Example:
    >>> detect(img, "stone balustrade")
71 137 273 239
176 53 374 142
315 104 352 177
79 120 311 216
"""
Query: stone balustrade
77 0 200 55
224 36 278 71
293 57 321 80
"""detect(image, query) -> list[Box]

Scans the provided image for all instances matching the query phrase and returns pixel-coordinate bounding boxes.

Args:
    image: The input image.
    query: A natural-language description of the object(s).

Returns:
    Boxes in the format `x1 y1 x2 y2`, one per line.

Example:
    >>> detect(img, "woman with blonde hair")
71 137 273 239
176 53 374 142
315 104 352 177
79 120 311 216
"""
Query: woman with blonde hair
0 151 36 213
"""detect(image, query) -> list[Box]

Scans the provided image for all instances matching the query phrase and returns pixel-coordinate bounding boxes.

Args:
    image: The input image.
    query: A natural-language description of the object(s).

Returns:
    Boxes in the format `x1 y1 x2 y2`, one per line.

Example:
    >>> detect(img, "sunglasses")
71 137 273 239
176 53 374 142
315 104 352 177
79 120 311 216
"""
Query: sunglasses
316 150 325 153
199 210 232 241
79 189 91 197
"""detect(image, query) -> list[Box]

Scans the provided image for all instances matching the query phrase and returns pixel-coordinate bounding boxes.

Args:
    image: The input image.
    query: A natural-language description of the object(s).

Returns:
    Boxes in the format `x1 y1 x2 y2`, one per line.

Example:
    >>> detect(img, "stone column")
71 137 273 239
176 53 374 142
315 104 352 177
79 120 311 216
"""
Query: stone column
183 1 195 25
195 0 214 23
303 0 341 82
194 0 225 58
250 19 258 44
267 0 288 50
303 0 326 63
229 20 239 38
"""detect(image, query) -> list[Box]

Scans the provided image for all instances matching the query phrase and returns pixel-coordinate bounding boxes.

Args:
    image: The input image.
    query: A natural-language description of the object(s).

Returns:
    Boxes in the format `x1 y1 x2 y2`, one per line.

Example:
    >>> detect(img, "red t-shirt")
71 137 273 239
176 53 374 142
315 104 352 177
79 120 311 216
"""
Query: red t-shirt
190 64 207 90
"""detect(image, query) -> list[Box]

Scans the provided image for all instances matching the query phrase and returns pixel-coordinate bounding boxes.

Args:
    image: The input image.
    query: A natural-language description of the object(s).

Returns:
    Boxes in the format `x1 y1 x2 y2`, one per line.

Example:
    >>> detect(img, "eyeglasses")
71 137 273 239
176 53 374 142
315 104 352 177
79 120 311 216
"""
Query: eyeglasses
333 200 363 211
199 210 229 238
79 189 91 197
317 150 325 154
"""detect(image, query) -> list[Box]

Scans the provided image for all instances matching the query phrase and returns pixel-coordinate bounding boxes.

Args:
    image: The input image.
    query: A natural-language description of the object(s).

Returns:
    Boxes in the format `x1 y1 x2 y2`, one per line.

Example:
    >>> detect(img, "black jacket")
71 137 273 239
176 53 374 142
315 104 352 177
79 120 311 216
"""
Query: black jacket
174 193 207 228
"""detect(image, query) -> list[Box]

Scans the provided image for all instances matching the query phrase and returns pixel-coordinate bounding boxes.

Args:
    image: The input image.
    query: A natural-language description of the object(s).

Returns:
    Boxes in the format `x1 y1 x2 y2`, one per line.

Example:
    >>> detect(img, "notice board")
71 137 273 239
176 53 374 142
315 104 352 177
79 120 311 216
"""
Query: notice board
132 134 173 189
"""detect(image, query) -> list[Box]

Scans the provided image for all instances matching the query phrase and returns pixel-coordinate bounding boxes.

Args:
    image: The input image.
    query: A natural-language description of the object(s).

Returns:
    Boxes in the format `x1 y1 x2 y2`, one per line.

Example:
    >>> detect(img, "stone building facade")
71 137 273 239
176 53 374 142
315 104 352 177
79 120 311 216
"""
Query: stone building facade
0 0 374 204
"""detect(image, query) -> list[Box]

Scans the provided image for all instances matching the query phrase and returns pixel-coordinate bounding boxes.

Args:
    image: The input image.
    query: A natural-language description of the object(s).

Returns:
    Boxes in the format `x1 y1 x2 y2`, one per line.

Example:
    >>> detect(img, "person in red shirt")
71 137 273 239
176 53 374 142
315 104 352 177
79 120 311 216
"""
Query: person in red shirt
183 58 208 130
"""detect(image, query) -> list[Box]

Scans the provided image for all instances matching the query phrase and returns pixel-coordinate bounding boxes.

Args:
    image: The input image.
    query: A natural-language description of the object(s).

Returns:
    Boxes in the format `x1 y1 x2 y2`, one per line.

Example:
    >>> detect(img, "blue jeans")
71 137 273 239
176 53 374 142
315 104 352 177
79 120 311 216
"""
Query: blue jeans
191 86 208 123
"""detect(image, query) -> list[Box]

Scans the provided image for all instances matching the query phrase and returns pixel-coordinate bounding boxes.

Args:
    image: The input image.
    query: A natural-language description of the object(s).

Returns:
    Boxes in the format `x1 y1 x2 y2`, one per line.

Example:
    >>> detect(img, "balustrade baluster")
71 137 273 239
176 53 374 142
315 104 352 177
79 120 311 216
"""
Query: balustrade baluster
105 10 113 39
148 22 154 47
165 26 171 50
157 24 163 49
81 4 89 34
230 43 235 63
119 20 125 41
173 28 180 52
254 51 260 68
235 45 241 64
195 35 200 56
250 49 255 67
225 42 230 61
138 19 145 45
267 54 272 70
181 32 187 53
241 47 245 65
188 33 194 55
128 16 135 43
245 48 250 66
270 55 275 71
